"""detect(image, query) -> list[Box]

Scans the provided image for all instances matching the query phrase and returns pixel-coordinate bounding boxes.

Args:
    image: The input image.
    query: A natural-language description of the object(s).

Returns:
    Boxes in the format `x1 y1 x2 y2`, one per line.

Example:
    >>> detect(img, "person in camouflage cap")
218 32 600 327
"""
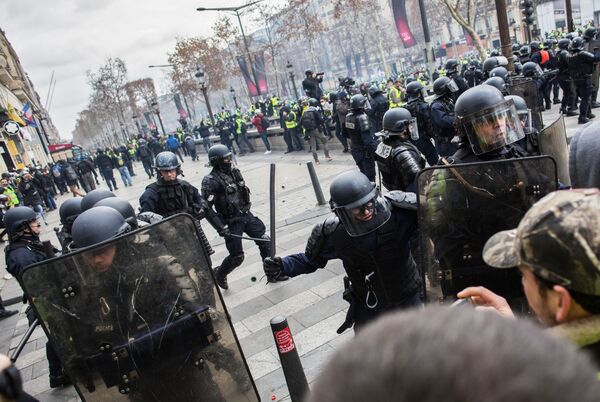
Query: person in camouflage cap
458 189 600 367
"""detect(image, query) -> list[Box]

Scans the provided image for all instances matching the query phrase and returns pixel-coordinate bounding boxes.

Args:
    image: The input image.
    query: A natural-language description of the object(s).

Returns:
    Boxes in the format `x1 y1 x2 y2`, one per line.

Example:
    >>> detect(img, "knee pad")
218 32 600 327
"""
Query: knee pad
230 253 245 268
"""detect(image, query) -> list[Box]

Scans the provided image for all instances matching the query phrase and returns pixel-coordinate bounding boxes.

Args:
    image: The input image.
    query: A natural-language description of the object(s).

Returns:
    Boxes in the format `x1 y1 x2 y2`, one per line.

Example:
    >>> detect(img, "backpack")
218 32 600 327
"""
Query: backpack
51 165 62 178
116 154 125 167
261 116 270 130
301 110 318 130
65 165 78 181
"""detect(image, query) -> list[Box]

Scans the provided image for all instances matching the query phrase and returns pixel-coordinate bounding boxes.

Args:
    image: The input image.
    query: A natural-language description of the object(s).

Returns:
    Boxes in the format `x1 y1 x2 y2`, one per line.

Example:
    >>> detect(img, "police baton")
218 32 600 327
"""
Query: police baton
10 318 39 363
269 163 276 258
270 316 309 401
229 233 270 242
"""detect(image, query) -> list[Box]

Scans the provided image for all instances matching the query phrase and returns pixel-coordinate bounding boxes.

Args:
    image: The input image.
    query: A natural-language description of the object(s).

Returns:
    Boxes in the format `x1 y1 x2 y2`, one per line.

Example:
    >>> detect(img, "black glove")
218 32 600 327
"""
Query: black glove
263 256 283 281
218 226 231 239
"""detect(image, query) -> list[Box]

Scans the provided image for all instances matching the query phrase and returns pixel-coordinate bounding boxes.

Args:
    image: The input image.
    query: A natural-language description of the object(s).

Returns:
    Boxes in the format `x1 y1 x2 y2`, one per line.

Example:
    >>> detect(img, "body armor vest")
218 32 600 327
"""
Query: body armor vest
147 180 192 217
375 143 423 191
345 113 369 148
331 211 420 311
208 168 251 220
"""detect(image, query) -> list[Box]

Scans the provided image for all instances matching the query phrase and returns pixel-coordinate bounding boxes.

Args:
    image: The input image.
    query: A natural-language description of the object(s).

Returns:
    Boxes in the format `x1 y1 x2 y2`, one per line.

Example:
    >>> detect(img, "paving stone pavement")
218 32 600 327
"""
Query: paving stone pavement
0 103 587 401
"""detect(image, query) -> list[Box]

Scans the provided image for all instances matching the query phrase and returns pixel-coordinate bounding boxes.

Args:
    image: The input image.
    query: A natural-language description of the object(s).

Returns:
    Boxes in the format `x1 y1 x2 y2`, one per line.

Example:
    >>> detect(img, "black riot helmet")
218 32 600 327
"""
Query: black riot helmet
329 171 391 237
511 43 521 54
445 59 459 74
489 66 509 82
482 56 508 75
379 108 418 141
208 144 233 171
95 197 138 228
368 85 382 97
484 77 508 95
570 37 585 51
154 151 181 173
308 98 320 107
489 49 500 57
405 81 425 101
519 45 531 57
59 198 82 231
433 76 458 99
349 94 367 111
583 27 597 41
565 32 575 40
522 61 542 78
81 189 115 212
71 206 131 249
454 85 525 155
4 206 38 242
530 41 540 52
514 62 523 75
557 38 571 50
505 95 532 133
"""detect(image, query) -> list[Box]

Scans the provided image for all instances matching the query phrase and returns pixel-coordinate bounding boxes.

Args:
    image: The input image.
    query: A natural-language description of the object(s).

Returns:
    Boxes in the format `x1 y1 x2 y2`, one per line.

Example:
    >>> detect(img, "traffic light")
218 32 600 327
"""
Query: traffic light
521 0 535 25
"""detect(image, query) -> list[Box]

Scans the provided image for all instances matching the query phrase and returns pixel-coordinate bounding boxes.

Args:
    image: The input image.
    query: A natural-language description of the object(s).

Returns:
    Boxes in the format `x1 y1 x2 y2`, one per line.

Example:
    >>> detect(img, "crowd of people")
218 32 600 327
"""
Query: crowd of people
1 26 600 401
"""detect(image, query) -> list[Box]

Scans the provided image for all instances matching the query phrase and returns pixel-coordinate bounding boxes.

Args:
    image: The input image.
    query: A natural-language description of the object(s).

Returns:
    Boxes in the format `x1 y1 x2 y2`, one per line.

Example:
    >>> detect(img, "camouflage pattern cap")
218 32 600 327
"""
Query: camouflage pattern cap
483 189 600 296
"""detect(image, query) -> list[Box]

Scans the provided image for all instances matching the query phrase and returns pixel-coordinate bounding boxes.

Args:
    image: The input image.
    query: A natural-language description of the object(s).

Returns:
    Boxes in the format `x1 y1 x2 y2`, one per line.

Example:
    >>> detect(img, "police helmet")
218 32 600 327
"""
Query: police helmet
154 151 180 171
208 144 232 167
482 56 508 74
338 91 348 99
511 43 521 54
519 45 531 57
94 197 137 228
380 108 417 140
71 206 131 249
405 81 425 100
514 62 523 75
489 66 509 82
530 41 540 51
4 206 38 241
584 27 597 40
433 77 458 98
405 77 416 85
557 38 571 50
349 94 367 110
445 59 459 74
484 77 508 95
81 189 116 212
489 49 500 57
59 198 82 226
368 86 382 97
570 37 585 51
308 98 320 107
455 85 525 155
505 95 531 131
522 61 542 78
329 171 391 237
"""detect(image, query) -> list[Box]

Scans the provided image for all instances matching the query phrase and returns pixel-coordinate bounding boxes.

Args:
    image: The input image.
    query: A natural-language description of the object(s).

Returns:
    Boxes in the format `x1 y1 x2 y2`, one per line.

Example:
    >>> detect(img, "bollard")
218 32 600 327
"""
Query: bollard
269 163 276 258
306 161 327 206
271 316 309 402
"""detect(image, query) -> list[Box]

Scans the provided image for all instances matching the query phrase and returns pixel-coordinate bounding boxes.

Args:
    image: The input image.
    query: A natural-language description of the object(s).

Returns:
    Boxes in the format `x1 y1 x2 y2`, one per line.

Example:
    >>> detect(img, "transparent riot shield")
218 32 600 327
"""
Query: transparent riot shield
508 78 543 129
20 214 259 402
538 115 570 186
417 156 557 304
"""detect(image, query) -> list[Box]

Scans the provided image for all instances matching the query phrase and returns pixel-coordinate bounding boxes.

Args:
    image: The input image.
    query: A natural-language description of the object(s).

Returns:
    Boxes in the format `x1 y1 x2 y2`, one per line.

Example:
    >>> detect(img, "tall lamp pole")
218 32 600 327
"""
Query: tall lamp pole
286 61 299 100
151 99 166 135
195 69 216 128
230 87 239 109
197 1 263 95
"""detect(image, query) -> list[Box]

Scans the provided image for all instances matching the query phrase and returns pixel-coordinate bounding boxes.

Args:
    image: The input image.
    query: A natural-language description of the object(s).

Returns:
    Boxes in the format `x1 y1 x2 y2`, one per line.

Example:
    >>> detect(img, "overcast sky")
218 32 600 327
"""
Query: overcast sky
0 0 249 140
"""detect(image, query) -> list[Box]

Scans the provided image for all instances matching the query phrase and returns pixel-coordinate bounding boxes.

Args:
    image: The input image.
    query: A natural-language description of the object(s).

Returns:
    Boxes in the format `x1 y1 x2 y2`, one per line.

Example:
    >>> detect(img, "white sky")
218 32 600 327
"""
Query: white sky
1 0 257 139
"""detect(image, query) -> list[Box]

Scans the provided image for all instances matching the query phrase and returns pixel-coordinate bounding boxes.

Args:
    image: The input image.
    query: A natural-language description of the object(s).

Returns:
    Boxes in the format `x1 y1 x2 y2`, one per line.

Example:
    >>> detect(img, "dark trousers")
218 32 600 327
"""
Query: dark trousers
55 179 67 194
202 137 211 153
220 213 270 275
288 127 304 151
575 78 593 119
43 191 56 210
102 169 117 191
354 292 422 332
169 147 184 163
141 157 153 178
238 133 255 153
283 129 294 152
351 148 376 181
558 77 575 112
334 122 349 151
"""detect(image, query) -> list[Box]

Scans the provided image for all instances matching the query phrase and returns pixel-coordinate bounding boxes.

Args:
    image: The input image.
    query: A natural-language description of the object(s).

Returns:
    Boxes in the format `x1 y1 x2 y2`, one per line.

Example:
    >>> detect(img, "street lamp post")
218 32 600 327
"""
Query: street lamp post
151 99 166 135
230 87 239 109
196 1 263 95
286 61 299 100
195 69 216 128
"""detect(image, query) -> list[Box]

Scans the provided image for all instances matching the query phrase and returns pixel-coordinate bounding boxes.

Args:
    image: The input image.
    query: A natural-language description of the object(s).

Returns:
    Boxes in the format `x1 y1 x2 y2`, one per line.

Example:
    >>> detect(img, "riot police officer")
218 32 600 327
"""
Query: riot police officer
522 61 546 111
484 76 509 95
519 45 531 64
556 38 578 116
450 85 526 164
482 56 509 78
444 58 469 98
365 86 389 134
4 207 68 388
374 108 425 192
56 197 82 251
345 94 377 181
430 77 459 157
201 145 288 289
582 27 600 108
505 94 539 155
568 37 600 124
464 60 485 87
404 81 439 165
489 66 509 83
263 171 422 331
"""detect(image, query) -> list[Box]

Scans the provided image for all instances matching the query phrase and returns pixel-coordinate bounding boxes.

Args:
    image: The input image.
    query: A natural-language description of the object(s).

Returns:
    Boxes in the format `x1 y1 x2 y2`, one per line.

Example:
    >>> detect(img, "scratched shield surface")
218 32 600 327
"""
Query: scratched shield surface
21 214 259 402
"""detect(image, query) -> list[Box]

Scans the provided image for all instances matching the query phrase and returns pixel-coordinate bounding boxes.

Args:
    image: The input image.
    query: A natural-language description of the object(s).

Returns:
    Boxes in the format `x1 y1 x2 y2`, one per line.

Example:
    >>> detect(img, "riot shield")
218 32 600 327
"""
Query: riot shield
585 39 600 92
538 115 570 186
508 78 543 129
417 156 557 304
20 214 259 402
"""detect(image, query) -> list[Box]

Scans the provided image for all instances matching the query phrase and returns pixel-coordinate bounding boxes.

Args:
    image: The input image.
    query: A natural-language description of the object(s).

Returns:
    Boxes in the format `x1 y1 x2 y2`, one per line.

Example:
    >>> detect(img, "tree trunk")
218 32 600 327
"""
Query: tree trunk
442 0 487 61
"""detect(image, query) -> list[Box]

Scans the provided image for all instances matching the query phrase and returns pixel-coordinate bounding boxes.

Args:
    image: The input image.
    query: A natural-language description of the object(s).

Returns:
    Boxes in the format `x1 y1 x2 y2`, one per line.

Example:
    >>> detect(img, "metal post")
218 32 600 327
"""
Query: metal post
565 0 574 32
289 72 299 100
269 163 276 258
495 0 515 73
201 85 216 128
417 0 435 79
306 161 326 206
156 111 166 135
270 316 309 401
10 319 40 363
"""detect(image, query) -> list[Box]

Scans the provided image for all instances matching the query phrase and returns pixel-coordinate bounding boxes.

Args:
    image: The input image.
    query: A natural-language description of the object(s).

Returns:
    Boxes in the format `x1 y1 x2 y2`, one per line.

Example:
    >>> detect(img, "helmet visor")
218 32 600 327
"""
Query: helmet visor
408 117 420 140
447 79 459 93
462 100 525 155
335 195 391 237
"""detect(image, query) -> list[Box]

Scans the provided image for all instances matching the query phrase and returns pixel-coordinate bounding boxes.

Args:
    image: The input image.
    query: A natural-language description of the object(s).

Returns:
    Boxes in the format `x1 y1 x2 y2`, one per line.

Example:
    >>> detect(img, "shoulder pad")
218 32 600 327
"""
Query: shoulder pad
322 216 340 235
384 191 417 210
305 216 339 259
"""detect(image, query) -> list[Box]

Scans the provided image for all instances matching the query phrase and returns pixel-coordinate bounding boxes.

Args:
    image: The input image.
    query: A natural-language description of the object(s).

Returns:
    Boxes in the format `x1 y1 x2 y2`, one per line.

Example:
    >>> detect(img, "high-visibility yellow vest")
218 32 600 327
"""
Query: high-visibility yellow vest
285 112 298 129
389 87 403 108
3 186 19 207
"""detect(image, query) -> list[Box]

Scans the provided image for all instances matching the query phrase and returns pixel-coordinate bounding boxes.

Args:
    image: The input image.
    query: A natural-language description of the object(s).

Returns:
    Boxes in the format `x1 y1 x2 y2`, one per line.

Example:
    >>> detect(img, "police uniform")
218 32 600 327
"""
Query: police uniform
375 140 424 192
345 111 377 181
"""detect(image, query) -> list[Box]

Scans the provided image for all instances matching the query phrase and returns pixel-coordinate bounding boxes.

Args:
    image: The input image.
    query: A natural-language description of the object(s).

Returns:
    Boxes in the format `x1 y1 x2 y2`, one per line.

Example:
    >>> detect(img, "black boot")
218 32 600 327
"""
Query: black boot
213 266 229 290
0 309 17 321
49 371 71 388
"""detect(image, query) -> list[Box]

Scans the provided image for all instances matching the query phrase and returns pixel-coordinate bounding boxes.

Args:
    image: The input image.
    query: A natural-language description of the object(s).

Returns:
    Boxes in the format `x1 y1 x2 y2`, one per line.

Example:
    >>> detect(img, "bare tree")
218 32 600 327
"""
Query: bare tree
86 57 129 125
441 0 487 60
